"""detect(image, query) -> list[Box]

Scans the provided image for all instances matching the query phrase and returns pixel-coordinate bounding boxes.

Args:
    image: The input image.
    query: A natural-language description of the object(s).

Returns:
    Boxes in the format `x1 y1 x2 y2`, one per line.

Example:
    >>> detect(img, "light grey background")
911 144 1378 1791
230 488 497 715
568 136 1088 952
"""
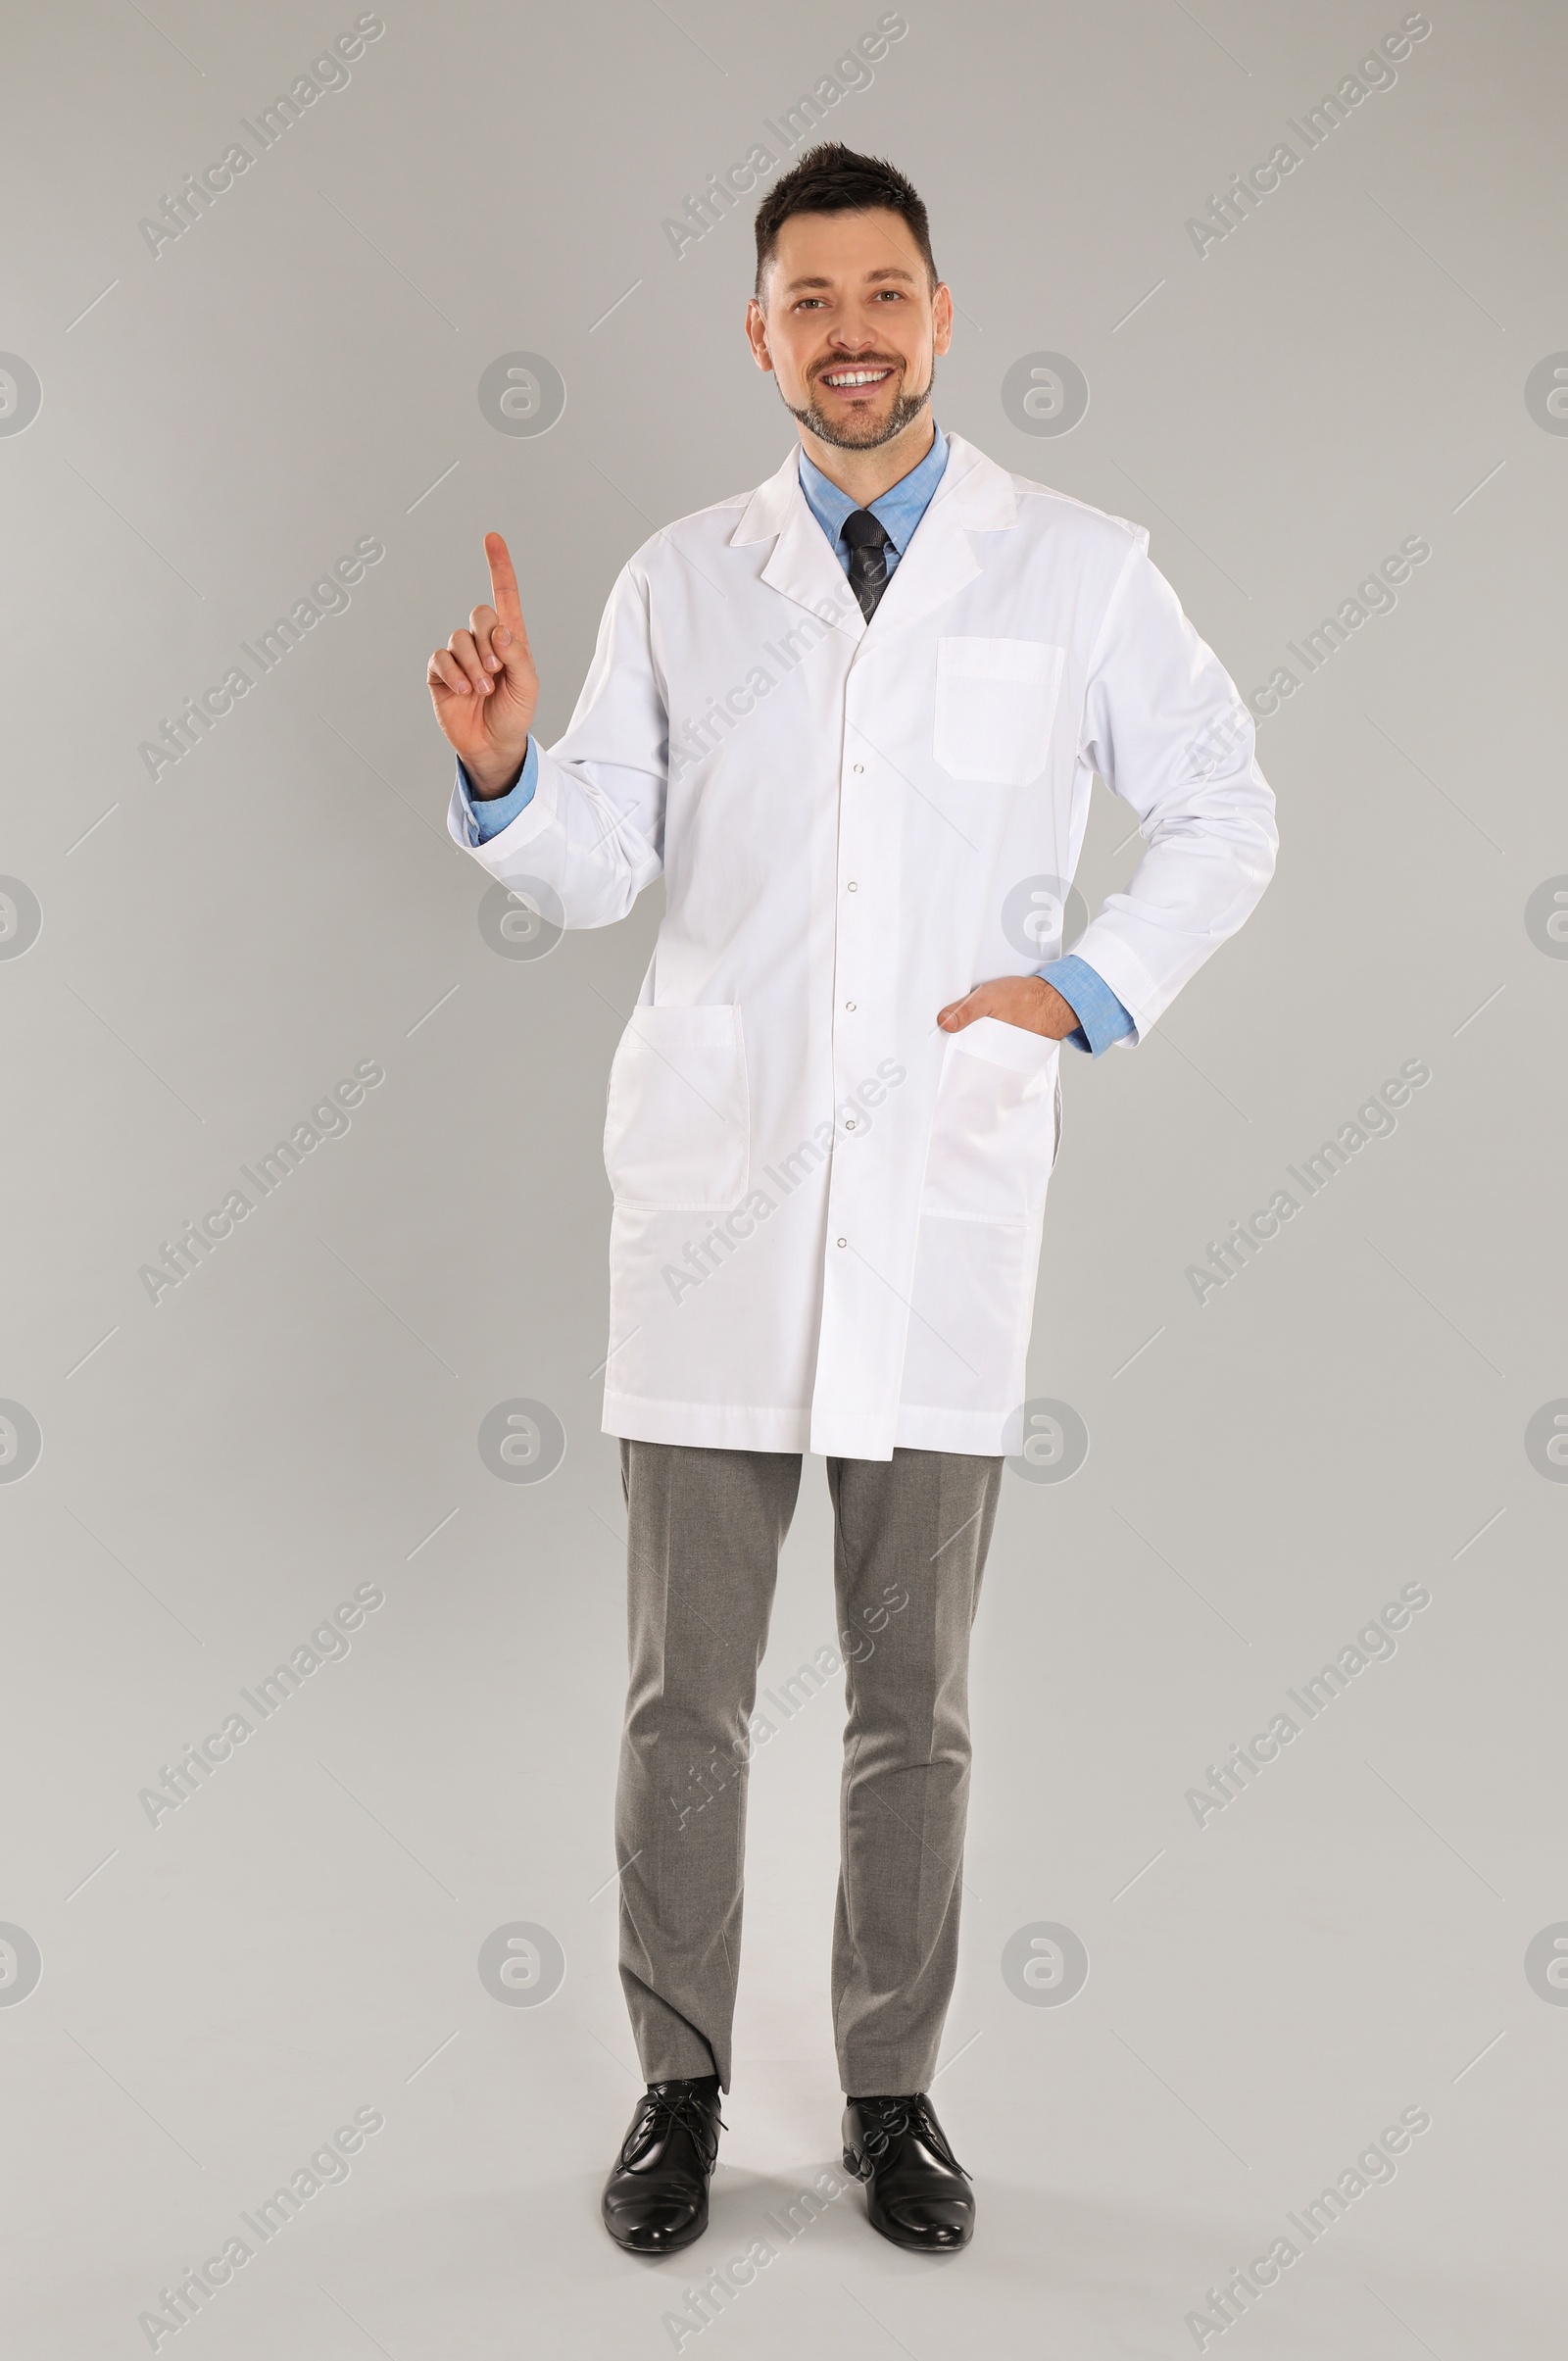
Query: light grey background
3 2 1565 2353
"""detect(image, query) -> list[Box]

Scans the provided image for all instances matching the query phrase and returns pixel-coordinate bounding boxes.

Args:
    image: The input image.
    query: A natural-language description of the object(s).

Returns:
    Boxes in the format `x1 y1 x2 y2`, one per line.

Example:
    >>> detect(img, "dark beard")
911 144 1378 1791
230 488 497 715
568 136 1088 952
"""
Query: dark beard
784 366 934 450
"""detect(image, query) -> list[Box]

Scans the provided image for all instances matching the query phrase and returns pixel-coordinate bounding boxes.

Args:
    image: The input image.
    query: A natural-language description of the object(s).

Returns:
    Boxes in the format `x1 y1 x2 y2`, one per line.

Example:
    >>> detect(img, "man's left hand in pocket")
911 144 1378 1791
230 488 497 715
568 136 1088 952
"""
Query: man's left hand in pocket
937 976 1079 1038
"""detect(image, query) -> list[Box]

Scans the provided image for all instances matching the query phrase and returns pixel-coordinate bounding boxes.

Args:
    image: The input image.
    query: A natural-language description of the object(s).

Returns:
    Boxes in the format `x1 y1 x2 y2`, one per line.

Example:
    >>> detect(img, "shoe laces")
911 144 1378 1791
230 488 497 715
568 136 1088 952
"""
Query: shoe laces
620 2082 725 2174
856 2092 970 2180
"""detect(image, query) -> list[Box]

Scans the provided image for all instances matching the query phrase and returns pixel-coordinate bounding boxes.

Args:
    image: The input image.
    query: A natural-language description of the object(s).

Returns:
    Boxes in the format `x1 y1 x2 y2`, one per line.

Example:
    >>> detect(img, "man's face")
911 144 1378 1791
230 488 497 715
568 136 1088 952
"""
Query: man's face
746 207 953 452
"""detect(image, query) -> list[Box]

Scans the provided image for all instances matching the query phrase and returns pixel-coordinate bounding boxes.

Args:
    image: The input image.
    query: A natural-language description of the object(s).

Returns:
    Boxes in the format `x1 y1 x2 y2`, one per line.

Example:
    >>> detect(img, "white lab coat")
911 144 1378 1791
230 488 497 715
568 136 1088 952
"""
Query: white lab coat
450 434 1276 1459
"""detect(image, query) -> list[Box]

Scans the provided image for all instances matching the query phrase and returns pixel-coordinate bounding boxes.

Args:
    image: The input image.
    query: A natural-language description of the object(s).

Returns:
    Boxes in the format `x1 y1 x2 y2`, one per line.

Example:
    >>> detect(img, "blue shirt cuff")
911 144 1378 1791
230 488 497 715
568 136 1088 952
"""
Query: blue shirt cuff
1038 954 1136 1056
458 739 537 843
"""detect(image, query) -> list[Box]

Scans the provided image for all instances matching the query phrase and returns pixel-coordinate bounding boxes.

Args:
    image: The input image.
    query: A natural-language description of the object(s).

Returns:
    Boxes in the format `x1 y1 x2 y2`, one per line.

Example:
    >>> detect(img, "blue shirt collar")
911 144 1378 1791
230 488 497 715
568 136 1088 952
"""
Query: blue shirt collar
797 422 950 558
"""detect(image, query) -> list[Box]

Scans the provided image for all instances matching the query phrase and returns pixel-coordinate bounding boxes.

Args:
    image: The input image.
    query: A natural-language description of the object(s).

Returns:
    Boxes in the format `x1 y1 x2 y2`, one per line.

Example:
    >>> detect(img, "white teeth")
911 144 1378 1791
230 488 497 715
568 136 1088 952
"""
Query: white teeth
824 369 890 386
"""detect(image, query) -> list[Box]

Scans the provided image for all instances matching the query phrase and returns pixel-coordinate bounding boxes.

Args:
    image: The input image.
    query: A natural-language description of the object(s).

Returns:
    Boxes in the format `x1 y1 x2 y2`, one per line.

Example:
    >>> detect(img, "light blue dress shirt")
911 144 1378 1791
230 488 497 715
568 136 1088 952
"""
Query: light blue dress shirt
457 425 1136 1054
795 425 952 585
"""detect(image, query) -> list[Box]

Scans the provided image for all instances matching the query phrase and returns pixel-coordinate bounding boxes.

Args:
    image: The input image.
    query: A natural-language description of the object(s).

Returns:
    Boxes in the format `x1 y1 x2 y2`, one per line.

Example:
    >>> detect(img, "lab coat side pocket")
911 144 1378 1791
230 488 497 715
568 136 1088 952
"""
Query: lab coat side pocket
920 1017 1060 1222
604 1004 751 1211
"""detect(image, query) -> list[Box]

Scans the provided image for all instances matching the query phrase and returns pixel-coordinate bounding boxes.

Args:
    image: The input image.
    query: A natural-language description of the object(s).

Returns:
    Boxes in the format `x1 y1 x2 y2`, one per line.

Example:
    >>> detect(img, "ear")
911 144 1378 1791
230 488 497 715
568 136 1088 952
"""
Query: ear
932 282 955 357
745 297 774 373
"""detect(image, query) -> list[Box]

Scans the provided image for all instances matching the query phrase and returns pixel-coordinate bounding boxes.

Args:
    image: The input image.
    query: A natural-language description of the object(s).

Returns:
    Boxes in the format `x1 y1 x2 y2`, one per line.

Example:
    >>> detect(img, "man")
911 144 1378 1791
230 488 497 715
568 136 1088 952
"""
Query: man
427 145 1276 2257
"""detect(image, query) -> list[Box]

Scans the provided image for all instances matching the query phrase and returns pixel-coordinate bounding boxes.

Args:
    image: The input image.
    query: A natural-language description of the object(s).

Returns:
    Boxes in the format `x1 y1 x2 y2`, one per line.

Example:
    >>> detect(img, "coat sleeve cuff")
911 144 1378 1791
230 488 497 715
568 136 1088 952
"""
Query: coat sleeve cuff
456 739 538 844
1038 954 1137 1057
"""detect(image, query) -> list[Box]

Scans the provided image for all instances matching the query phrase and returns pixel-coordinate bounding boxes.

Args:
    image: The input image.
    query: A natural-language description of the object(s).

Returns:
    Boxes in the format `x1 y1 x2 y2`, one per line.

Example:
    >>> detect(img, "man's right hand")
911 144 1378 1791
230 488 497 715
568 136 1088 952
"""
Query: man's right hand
426 532 540 797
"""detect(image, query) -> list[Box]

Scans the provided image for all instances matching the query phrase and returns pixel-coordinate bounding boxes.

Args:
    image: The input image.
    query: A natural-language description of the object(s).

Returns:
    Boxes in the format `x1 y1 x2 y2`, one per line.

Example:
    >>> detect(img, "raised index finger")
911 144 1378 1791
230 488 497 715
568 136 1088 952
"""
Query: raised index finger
484 532 524 631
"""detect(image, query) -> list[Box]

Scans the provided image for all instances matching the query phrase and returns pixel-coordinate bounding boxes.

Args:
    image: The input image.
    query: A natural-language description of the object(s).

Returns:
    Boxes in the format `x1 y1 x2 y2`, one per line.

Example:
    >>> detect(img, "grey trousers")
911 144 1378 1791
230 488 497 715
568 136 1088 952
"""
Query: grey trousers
614 1440 1002 2097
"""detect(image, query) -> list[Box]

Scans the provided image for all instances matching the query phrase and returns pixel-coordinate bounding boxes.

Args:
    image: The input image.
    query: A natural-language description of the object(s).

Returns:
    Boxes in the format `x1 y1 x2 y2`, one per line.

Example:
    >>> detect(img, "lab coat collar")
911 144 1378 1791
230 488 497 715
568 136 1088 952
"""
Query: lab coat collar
730 433 1019 642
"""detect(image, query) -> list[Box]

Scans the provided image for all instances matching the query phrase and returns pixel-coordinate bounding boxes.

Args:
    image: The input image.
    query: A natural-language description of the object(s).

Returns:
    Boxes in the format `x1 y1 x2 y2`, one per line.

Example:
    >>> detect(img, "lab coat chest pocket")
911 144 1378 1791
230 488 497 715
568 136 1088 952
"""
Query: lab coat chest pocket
933 637 1065 785
922 1017 1059 1222
604 1005 751 1210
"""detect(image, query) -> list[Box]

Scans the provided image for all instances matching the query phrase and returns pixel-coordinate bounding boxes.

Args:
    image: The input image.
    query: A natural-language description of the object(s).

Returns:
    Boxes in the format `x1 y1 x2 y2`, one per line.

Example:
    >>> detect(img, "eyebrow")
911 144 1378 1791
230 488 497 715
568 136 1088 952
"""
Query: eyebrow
781 266 918 292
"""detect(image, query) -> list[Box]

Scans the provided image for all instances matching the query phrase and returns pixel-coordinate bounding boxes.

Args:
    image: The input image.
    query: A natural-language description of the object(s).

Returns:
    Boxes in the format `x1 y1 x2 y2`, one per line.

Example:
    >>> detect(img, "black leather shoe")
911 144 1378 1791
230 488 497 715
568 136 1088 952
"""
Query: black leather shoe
842 2092 975 2252
602 2074 724 2254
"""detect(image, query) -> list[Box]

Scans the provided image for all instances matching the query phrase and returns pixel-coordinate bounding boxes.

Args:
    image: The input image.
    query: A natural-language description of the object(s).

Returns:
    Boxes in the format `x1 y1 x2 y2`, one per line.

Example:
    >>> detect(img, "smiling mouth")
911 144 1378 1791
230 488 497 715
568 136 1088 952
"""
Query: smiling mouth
818 365 897 391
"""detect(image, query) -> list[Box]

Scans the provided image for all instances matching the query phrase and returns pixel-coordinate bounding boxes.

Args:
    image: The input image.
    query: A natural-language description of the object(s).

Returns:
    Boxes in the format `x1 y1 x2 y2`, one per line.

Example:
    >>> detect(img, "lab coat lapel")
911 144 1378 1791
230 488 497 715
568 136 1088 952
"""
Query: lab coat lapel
861 434 1017 641
726 431 1020 642
730 447 862 640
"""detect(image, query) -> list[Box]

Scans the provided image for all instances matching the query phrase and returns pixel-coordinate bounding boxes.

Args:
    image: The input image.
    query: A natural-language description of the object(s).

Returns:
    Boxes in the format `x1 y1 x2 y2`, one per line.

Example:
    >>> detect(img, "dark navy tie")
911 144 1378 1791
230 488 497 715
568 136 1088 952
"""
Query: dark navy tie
842 509 893 621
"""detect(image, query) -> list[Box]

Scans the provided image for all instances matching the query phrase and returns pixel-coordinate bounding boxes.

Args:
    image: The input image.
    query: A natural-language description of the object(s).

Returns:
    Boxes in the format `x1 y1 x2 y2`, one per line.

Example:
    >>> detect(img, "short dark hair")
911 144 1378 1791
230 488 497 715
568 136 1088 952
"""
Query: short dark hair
753 144 937 299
